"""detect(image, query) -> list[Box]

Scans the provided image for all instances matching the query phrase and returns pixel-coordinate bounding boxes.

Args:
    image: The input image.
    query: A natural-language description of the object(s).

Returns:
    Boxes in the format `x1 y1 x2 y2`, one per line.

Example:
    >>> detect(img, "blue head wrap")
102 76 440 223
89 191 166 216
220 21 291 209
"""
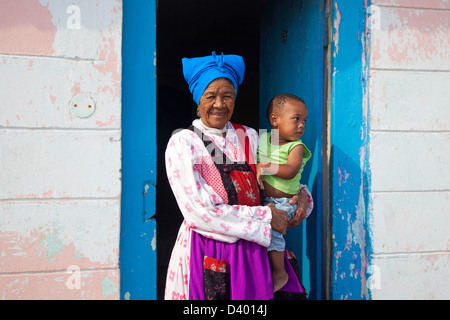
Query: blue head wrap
182 52 245 105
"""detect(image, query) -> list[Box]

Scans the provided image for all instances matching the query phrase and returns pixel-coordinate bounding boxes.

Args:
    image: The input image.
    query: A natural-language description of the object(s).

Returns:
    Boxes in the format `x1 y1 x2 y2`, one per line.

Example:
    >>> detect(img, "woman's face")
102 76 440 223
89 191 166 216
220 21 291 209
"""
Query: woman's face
198 78 235 129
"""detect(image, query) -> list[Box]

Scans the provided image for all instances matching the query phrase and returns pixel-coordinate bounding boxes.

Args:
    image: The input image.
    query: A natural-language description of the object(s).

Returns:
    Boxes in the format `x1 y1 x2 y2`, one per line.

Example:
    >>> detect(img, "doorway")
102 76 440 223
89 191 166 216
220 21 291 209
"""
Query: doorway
156 0 265 299
156 0 327 300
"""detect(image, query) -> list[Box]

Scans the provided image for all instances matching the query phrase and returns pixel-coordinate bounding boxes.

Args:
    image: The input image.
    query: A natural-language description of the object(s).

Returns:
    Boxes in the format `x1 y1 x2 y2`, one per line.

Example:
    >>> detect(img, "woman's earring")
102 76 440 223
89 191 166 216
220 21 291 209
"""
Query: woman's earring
197 109 201 118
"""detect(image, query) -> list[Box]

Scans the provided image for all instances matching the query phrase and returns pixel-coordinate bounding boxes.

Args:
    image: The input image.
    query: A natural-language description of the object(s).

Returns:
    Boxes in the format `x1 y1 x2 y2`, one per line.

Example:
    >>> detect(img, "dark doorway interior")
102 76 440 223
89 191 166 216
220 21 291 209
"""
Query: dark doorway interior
156 0 267 299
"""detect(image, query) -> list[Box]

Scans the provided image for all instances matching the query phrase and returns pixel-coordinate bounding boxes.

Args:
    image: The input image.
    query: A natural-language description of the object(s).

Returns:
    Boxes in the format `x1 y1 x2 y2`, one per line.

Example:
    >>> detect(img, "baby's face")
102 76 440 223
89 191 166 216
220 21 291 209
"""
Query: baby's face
274 100 308 144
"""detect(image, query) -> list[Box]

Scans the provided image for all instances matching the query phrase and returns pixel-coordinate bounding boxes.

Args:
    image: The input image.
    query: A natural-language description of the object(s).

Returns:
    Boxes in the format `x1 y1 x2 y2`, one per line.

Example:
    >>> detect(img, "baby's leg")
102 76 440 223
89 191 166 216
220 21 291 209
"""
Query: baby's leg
268 250 289 292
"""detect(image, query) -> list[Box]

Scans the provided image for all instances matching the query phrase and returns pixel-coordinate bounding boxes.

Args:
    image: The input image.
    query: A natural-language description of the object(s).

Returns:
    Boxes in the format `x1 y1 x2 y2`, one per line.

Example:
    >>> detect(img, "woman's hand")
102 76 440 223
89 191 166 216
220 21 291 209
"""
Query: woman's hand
268 203 289 235
287 191 308 228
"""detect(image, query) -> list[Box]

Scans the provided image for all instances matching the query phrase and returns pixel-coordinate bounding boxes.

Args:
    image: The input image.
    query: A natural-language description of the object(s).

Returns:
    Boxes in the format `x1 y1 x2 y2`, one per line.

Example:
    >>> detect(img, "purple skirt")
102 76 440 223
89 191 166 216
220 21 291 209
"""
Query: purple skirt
189 230 305 300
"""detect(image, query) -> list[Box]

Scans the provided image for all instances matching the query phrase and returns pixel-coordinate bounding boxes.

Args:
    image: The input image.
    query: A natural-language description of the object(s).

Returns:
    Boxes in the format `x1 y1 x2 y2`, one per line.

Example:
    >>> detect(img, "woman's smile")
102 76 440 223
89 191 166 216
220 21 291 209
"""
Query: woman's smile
209 109 227 118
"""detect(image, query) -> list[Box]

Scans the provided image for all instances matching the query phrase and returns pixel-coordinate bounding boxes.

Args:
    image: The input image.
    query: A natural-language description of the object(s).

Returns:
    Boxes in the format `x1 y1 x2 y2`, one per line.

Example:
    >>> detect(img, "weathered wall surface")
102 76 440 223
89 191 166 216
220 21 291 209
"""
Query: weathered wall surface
0 0 122 299
368 0 450 299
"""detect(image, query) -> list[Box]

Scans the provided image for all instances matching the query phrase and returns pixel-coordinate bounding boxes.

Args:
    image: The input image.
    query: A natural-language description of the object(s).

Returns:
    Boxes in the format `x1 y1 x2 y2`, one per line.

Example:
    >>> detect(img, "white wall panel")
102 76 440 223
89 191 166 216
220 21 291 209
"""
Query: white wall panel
0 130 121 200
371 6 450 70
372 0 450 10
370 131 449 192
371 192 450 253
0 56 121 129
370 70 450 131
0 200 120 273
370 253 450 299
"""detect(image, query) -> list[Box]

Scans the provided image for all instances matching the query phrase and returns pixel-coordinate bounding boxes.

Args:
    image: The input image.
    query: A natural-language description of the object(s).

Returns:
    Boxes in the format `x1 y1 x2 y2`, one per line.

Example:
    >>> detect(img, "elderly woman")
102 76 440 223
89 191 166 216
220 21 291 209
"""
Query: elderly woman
164 52 313 300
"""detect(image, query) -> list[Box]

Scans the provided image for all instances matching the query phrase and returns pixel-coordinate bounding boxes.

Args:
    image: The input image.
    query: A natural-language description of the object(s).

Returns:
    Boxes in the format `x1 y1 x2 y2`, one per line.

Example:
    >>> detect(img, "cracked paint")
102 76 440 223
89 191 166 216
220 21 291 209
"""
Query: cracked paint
101 276 117 298
333 2 341 56
151 228 157 251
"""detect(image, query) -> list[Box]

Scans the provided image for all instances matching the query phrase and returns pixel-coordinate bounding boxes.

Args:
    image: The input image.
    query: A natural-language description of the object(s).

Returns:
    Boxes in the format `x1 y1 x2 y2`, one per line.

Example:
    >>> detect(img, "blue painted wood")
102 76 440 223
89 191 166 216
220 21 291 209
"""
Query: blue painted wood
260 0 325 300
120 0 157 300
329 0 371 300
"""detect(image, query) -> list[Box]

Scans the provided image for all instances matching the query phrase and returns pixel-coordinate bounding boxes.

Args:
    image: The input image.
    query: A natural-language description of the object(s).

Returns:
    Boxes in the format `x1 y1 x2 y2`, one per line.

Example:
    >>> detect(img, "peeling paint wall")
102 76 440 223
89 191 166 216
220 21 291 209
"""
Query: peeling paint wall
368 0 450 299
0 0 122 299
330 0 449 299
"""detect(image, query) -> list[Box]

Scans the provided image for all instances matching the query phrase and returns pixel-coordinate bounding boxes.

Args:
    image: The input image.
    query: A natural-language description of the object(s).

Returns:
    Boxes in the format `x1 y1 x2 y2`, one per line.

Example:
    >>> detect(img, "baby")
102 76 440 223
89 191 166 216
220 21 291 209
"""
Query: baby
257 93 311 292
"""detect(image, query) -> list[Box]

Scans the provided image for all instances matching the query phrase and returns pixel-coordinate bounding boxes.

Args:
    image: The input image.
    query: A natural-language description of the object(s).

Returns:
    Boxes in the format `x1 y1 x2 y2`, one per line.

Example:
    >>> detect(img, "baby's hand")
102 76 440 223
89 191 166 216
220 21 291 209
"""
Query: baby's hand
256 162 266 189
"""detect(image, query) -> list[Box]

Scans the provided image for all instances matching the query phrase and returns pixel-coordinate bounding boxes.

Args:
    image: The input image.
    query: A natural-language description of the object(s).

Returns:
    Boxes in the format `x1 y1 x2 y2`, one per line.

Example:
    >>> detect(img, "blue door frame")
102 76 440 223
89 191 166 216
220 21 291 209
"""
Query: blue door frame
260 0 326 300
329 0 371 300
120 0 157 300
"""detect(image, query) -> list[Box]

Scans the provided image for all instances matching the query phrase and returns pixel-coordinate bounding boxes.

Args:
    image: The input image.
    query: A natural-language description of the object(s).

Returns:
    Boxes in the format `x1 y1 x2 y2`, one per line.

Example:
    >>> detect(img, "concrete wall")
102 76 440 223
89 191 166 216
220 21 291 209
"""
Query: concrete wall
0 0 122 299
368 0 450 299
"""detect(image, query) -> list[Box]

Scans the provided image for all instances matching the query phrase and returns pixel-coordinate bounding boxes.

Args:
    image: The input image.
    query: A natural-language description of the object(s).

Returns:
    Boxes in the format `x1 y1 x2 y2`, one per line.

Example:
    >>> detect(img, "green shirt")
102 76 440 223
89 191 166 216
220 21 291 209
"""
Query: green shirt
257 132 311 195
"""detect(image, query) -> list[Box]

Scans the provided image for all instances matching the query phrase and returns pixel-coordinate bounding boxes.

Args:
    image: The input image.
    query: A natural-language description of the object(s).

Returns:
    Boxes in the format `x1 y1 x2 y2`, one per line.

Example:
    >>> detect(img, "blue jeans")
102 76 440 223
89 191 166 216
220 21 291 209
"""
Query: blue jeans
265 197 297 252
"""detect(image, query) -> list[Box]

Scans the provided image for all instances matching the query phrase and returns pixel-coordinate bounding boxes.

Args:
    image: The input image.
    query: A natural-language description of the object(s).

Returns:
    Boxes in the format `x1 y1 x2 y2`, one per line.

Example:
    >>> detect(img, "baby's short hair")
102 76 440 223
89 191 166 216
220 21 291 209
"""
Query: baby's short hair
266 93 306 120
